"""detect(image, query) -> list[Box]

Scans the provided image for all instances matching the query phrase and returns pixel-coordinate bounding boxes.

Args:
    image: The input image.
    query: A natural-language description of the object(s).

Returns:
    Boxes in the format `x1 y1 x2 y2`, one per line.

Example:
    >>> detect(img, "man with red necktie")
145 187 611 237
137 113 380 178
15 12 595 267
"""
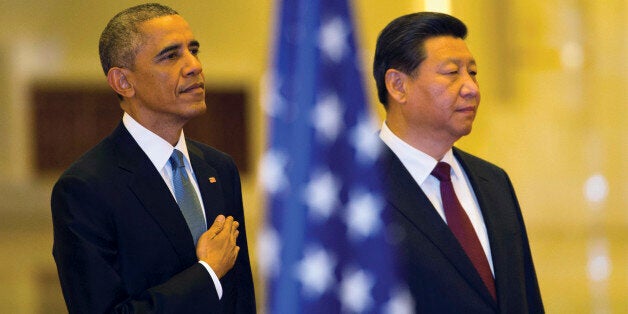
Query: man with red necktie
373 12 544 313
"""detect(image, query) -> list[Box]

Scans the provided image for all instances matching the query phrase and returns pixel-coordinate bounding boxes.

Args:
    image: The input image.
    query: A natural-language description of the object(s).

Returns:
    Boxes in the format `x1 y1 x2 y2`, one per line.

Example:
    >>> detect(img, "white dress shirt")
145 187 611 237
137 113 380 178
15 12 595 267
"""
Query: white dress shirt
379 122 494 274
123 113 224 298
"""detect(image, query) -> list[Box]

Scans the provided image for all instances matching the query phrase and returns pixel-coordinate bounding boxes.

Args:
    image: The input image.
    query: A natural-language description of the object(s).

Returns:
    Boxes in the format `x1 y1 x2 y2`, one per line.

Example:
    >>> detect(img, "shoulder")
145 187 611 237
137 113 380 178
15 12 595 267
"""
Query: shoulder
186 140 236 166
185 139 242 182
453 147 522 206
185 140 244 197
56 123 136 188
59 138 117 181
453 147 509 178
51 136 120 219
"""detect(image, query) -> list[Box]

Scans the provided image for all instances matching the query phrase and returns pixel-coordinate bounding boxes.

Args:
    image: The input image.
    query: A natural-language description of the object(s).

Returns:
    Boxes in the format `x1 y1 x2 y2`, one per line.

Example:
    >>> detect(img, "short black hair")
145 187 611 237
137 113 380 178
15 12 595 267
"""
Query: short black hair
373 12 467 108
99 3 179 75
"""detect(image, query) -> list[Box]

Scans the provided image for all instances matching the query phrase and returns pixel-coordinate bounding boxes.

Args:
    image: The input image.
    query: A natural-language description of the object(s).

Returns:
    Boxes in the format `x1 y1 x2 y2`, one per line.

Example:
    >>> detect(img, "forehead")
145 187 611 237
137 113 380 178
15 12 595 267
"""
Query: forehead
137 15 196 47
423 36 475 64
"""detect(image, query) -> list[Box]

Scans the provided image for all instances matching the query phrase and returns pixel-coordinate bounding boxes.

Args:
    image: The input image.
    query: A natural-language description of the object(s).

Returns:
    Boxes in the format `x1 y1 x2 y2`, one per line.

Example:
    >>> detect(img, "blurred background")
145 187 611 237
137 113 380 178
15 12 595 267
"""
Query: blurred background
0 0 626 313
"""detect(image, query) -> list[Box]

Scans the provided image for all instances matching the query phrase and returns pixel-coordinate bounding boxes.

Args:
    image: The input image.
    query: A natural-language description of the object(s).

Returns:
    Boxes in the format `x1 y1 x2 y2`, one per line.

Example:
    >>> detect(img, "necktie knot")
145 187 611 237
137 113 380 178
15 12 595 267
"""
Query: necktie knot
431 161 452 182
170 149 186 169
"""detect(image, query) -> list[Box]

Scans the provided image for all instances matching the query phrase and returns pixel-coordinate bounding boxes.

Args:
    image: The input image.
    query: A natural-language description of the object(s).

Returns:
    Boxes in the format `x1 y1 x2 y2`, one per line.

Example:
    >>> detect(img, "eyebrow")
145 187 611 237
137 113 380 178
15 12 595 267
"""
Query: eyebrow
443 57 476 65
155 40 200 59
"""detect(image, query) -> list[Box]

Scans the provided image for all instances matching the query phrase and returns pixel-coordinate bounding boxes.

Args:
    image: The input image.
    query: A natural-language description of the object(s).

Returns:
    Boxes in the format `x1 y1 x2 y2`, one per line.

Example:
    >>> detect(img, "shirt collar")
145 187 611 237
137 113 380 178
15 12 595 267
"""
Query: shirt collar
442 149 464 182
122 112 191 171
379 121 459 184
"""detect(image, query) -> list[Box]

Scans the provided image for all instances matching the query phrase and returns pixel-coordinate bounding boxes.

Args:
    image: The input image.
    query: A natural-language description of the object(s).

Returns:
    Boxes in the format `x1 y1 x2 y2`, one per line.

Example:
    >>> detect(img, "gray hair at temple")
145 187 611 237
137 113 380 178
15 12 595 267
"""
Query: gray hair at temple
98 3 178 75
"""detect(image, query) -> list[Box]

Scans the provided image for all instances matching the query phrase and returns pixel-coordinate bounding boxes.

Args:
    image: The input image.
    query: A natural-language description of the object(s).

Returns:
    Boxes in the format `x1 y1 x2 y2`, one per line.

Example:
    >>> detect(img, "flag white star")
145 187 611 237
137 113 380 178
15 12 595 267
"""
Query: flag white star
350 116 383 165
345 189 384 241
319 17 349 63
383 288 415 314
303 170 341 221
259 150 289 194
295 246 336 298
339 268 375 313
257 227 281 278
312 93 344 142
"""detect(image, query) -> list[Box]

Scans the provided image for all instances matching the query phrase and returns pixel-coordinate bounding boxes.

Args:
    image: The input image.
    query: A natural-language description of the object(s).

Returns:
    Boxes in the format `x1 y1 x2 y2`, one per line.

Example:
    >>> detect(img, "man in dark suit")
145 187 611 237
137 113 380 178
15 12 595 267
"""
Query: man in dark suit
51 3 255 313
373 12 543 313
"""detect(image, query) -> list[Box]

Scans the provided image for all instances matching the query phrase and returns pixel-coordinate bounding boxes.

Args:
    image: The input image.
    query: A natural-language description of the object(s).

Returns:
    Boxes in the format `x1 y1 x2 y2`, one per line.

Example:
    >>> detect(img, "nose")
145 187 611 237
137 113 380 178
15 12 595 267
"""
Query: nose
460 74 479 99
183 51 203 77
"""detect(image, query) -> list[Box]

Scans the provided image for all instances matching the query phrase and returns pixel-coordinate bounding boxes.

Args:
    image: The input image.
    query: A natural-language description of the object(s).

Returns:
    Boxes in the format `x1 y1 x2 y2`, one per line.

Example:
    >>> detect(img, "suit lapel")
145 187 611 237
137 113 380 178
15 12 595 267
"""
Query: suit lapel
454 148 519 308
383 147 497 308
187 142 225 226
112 123 197 264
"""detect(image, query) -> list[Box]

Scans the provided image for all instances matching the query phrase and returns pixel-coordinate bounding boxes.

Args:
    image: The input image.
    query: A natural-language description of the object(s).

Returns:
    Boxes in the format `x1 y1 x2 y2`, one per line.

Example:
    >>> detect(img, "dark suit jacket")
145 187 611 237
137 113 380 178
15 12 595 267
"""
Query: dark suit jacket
381 146 543 313
52 123 256 313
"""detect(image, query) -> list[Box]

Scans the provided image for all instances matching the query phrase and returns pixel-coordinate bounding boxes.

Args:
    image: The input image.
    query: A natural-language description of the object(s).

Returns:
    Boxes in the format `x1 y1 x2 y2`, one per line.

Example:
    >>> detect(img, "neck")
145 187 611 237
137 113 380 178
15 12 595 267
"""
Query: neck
154 127 183 146
385 119 455 161
122 107 184 146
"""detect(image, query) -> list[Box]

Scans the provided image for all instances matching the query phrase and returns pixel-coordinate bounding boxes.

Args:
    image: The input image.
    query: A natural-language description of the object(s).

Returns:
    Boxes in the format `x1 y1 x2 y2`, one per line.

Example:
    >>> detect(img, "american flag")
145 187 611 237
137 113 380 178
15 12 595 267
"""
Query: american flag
257 0 413 313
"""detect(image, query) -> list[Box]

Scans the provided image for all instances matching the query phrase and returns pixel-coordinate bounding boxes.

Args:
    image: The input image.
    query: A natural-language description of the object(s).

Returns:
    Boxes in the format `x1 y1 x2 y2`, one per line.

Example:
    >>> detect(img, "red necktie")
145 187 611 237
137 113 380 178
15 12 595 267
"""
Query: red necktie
431 161 496 300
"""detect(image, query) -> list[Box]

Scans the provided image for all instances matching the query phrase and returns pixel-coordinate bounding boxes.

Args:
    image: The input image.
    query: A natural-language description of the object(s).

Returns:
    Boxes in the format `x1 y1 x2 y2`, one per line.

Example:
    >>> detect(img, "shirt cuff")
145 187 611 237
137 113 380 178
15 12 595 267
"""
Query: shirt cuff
198 261 223 299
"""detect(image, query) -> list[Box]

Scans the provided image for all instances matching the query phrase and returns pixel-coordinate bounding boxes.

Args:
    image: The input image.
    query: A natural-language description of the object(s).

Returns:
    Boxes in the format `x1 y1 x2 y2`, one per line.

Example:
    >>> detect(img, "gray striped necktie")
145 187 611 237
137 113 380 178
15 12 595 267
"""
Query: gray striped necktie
169 149 206 245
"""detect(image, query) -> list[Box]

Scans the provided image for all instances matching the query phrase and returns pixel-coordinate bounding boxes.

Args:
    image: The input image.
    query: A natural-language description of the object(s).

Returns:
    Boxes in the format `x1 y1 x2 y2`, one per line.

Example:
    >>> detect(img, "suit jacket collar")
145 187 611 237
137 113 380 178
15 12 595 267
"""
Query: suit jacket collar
383 146 498 308
187 142 225 225
453 148 525 309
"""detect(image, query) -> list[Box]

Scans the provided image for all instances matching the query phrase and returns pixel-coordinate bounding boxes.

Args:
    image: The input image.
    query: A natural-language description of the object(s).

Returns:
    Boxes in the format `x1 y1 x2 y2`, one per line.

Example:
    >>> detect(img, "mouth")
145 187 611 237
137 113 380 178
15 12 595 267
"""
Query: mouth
456 106 476 113
180 82 205 94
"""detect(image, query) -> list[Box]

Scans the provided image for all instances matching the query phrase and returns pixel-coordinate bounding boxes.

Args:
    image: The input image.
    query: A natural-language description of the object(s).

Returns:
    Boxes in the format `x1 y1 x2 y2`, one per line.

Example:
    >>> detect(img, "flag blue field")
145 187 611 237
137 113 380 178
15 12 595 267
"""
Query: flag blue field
258 0 413 313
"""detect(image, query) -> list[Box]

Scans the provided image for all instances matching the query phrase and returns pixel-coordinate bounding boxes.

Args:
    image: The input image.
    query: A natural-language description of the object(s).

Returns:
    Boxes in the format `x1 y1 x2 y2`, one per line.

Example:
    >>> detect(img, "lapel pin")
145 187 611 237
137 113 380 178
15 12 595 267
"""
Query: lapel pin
209 177 217 183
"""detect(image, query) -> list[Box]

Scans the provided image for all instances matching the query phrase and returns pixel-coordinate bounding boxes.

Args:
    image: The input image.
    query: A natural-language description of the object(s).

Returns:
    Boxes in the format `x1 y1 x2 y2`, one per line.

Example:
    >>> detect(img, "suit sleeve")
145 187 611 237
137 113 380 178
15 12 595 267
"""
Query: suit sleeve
51 174 219 314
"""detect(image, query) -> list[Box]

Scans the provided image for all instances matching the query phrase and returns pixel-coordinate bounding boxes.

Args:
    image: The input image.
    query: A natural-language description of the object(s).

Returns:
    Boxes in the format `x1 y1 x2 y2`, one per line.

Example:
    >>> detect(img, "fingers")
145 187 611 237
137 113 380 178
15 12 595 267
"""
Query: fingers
234 229 240 238
234 245 241 259
230 220 240 245
220 216 239 237
207 215 226 237
203 215 240 241
230 220 239 237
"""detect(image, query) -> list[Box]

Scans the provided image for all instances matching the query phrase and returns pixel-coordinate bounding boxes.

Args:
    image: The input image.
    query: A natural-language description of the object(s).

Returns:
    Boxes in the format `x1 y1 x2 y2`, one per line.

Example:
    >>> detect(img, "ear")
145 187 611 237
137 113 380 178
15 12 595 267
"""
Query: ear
384 69 409 104
107 67 135 98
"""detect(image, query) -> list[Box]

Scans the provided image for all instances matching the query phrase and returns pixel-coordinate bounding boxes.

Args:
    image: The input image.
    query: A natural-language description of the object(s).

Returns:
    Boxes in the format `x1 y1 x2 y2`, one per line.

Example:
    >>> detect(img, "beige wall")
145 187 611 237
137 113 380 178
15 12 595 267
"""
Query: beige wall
0 0 626 312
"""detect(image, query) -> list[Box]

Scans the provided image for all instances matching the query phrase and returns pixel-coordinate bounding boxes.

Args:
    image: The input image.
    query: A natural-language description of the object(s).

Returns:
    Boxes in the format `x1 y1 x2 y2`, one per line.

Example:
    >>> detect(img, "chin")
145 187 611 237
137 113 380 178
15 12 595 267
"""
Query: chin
456 126 473 137
189 101 207 116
